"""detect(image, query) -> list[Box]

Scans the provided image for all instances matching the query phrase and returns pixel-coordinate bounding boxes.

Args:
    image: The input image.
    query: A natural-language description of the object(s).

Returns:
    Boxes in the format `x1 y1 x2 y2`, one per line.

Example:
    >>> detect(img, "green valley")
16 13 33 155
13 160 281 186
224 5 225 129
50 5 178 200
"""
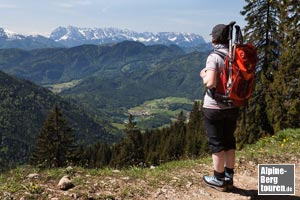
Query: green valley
111 97 196 130
126 97 195 130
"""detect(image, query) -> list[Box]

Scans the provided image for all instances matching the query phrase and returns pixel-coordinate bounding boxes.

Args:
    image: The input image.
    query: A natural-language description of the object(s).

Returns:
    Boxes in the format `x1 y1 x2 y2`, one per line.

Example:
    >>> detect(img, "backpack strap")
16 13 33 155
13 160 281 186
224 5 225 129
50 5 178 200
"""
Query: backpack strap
212 49 234 90
211 50 227 61
206 50 228 102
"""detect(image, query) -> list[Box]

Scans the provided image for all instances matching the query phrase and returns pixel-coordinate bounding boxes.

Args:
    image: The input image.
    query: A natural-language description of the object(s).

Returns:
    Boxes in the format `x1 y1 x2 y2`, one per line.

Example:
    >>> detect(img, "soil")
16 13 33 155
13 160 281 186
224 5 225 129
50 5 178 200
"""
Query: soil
146 159 300 200
3 157 300 200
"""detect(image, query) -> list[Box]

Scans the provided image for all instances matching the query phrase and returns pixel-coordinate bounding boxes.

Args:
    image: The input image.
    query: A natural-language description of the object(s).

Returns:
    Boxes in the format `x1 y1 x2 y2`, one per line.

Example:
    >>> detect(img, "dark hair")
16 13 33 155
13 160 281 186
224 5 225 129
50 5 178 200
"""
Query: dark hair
211 24 229 44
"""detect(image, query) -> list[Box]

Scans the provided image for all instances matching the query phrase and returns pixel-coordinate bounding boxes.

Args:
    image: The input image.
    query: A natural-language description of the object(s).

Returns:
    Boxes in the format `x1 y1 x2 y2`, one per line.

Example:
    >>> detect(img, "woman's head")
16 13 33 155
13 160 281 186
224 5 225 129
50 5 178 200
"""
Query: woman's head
210 24 229 45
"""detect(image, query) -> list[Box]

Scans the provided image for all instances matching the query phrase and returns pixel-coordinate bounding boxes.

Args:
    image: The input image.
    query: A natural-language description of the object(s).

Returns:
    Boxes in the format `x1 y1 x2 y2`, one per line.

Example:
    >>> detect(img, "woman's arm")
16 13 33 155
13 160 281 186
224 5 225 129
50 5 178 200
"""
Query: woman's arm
200 69 217 89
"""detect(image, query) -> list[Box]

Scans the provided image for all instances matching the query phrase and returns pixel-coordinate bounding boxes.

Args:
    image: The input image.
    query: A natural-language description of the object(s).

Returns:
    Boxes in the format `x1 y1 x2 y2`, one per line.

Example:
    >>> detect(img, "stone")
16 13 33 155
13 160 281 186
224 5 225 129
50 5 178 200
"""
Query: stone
26 173 39 179
58 175 74 190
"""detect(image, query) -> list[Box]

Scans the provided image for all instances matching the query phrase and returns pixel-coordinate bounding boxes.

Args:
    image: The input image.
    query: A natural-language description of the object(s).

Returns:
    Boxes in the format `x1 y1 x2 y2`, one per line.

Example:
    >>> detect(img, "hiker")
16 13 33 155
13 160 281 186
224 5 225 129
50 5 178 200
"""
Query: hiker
200 23 239 191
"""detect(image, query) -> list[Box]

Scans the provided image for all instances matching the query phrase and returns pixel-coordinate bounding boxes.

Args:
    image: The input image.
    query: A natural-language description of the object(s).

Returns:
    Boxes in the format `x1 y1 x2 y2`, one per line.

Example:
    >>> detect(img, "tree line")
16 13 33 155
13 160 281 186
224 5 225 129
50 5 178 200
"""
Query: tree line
30 102 208 168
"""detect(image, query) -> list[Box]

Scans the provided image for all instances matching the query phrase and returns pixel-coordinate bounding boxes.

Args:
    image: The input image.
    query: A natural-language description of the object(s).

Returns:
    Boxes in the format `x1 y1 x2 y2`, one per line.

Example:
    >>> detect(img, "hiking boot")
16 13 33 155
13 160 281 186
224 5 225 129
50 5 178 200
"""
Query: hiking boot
225 172 234 190
203 175 227 192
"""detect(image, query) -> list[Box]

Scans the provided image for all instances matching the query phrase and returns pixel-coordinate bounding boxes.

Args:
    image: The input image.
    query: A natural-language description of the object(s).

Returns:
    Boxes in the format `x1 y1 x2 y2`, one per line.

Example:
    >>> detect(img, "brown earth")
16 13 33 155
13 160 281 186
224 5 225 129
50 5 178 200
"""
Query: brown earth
5 156 299 200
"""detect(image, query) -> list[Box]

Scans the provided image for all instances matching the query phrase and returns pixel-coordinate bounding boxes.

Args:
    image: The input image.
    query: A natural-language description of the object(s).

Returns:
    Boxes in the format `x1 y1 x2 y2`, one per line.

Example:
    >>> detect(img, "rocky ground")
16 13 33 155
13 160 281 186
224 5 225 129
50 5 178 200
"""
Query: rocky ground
1 155 300 200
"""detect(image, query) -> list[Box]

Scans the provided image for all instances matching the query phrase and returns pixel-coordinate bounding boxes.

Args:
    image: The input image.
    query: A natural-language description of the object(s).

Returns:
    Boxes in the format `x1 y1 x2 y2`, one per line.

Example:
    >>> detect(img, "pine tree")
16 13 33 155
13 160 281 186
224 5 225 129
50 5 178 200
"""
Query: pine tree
268 0 300 131
30 105 77 168
110 114 144 168
143 129 162 165
185 101 208 156
237 0 281 145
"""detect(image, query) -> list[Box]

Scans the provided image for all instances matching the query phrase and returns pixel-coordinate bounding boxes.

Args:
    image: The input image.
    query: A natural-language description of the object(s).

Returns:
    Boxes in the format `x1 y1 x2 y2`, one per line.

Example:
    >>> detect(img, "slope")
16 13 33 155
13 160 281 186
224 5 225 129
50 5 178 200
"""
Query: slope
61 51 208 114
0 41 208 124
1 129 300 199
0 71 119 167
0 41 185 85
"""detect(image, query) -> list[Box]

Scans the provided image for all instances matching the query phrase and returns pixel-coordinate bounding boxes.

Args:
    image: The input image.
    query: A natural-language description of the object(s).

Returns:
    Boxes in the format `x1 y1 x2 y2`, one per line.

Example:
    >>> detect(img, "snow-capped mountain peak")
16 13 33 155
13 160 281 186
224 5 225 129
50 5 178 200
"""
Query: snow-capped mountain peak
0 26 209 50
0 28 25 40
49 26 206 47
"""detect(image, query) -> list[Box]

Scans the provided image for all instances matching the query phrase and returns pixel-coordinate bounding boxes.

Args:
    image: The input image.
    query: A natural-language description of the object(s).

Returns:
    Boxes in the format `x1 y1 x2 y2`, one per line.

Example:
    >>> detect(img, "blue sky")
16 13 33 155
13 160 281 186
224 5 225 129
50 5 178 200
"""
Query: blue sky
0 0 247 42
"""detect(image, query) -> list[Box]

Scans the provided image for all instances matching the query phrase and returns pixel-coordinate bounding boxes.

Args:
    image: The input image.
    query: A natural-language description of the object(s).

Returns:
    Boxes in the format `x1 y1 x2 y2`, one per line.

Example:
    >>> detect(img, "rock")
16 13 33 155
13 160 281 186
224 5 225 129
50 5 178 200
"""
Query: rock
186 181 192 188
58 175 74 190
122 176 130 180
26 173 39 179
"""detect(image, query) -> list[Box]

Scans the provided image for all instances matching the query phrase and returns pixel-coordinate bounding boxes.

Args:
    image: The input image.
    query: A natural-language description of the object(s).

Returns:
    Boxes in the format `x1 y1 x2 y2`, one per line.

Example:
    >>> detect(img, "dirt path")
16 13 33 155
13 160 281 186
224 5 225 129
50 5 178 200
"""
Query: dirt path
147 160 300 200
4 158 300 200
41 161 300 200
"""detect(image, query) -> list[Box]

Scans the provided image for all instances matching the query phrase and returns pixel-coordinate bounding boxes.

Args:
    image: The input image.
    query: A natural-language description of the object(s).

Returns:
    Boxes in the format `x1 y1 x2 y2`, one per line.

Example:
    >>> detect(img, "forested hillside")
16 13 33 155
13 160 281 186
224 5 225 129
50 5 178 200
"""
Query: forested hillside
0 41 185 85
61 51 206 111
235 0 300 146
0 41 208 126
0 71 119 169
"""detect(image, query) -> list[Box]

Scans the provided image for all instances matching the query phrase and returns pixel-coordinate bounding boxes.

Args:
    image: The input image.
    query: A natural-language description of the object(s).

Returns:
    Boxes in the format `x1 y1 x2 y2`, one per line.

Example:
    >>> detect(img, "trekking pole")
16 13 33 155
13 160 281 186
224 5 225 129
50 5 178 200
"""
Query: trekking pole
227 21 236 89
228 21 236 56
234 25 243 44
233 25 242 61
235 24 247 127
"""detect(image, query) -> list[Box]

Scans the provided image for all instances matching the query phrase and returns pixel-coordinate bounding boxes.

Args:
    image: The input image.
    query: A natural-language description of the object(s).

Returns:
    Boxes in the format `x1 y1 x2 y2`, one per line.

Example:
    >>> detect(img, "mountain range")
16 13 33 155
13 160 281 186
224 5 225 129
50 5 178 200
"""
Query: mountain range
0 26 210 50
50 26 207 47
0 28 63 50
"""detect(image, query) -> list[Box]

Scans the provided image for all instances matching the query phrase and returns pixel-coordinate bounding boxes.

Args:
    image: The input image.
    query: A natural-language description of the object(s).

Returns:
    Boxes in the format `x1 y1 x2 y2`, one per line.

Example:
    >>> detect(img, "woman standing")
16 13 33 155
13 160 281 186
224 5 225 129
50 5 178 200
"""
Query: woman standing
200 23 239 192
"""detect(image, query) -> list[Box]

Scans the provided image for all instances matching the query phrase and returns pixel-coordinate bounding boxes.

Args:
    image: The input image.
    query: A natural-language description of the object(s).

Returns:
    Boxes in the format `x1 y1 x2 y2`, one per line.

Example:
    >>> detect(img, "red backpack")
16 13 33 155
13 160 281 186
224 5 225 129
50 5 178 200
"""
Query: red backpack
209 23 258 107
213 44 258 106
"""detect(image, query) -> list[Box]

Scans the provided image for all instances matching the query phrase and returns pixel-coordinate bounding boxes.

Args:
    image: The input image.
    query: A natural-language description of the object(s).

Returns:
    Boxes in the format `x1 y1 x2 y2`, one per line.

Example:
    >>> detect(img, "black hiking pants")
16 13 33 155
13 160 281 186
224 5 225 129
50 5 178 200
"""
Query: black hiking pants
203 108 239 153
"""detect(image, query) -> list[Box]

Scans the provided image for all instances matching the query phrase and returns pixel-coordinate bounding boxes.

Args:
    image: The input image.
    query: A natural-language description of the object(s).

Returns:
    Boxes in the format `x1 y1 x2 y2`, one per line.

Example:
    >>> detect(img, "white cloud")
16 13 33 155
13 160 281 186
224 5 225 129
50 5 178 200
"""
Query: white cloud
54 2 74 8
53 0 92 8
100 6 110 13
74 0 92 6
0 3 17 8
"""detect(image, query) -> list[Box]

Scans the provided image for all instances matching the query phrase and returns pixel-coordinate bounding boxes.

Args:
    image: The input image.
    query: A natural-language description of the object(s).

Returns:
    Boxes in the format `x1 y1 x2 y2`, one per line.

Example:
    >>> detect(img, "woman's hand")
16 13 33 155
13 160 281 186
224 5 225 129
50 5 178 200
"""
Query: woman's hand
200 69 217 89
200 68 206 78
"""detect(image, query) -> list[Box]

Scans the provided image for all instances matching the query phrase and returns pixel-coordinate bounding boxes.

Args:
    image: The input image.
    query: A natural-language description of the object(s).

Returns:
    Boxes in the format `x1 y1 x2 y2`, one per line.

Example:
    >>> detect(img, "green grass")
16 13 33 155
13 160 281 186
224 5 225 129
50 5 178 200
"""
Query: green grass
44 79 81 93
237 128 300 163
129 97 194 112
111 122 126 130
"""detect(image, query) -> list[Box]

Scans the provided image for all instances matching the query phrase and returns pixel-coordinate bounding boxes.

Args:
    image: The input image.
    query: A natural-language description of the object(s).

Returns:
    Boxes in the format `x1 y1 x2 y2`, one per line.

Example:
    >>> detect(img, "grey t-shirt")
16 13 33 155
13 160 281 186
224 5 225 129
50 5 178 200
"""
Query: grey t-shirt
202 45 234 109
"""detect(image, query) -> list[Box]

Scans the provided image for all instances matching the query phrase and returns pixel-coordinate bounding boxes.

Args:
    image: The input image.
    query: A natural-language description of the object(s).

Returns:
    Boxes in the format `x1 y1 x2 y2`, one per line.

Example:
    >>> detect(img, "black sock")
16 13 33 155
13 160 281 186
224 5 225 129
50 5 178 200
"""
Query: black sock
225 167 234 175
214 170 225 180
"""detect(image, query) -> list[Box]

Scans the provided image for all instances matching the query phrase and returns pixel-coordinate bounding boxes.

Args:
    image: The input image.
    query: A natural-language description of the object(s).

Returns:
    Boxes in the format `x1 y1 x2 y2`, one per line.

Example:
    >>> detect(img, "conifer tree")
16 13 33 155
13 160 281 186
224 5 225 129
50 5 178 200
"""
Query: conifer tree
94 143 112 168
110 114 144 168
185 101 208 156
267 0 300 131
162 111 186 160
143 129 162 165
237 0 281 145
30 105 77 168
